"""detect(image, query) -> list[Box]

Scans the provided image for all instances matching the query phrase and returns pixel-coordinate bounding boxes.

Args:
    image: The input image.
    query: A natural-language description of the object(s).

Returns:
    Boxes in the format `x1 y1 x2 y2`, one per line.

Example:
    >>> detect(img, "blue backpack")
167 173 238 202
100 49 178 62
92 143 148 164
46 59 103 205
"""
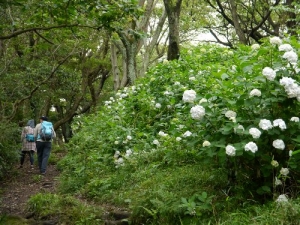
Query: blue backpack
39 121 54 141
25 127 35 142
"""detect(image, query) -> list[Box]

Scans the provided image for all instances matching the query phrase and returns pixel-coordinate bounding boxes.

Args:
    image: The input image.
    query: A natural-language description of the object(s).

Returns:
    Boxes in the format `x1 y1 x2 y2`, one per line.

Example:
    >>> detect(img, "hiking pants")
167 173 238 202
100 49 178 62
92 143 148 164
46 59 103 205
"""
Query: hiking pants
36 141 52 174
20 150 35 166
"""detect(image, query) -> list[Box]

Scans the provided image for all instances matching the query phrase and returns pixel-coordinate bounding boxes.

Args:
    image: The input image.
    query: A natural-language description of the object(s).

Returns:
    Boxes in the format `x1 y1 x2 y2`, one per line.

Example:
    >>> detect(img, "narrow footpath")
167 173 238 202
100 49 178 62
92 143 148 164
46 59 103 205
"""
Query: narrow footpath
0 162 60 217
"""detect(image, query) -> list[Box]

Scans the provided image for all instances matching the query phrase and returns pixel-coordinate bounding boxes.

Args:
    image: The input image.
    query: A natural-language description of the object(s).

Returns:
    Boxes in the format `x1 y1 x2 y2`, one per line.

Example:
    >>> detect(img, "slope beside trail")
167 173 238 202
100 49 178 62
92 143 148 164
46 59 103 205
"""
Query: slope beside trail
0 162 60 217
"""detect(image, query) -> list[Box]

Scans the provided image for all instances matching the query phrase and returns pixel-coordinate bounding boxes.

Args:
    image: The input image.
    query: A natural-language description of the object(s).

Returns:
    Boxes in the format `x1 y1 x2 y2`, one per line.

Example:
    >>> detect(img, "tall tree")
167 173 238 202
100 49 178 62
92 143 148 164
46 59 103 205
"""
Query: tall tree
204 0 288 46
163 0 183 60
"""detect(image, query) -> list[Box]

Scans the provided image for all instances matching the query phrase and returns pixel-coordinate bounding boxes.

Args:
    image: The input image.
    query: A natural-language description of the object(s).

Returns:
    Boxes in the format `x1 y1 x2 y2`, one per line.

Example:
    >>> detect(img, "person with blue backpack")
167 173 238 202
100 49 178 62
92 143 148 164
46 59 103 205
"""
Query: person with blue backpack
20 119 36 169
34 116 56 175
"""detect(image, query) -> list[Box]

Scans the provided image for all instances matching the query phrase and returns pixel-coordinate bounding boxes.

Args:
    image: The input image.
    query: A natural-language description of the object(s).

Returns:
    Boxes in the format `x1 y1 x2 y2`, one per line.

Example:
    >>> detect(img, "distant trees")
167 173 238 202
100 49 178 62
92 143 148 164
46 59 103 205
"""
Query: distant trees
204 0 299 46
0 0 299 143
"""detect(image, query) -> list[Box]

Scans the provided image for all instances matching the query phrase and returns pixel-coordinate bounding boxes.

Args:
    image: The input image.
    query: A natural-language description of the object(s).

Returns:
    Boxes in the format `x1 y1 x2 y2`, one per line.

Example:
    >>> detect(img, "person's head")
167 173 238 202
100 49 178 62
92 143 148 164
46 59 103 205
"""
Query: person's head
27 119 35 128
40 116 48 122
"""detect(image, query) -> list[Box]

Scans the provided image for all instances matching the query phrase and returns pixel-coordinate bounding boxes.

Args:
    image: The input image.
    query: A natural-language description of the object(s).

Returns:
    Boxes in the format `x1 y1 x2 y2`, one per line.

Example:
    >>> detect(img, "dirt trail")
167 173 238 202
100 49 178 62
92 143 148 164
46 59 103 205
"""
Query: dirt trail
0 161 131 224
0 162 60 217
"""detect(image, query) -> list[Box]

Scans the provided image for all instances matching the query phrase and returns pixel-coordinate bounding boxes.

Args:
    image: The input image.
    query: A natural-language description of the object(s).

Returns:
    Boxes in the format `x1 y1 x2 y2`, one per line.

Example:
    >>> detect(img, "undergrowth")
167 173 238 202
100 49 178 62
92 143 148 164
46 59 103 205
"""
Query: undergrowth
29 39 300 224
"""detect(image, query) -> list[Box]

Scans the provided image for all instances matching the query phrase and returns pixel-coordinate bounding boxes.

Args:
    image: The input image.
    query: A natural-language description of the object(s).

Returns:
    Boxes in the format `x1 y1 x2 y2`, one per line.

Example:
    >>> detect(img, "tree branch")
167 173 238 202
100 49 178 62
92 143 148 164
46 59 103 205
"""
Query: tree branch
0 24 86 40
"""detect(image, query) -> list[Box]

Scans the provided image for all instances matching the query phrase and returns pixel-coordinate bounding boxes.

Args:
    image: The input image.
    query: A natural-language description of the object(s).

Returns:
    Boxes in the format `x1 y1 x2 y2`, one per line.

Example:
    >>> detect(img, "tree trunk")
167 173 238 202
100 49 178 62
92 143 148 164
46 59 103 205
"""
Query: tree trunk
285 0 297 36
228 0 247 44
111 43 120 91
163 0 182 60
139 10 168 77
117 31 137 85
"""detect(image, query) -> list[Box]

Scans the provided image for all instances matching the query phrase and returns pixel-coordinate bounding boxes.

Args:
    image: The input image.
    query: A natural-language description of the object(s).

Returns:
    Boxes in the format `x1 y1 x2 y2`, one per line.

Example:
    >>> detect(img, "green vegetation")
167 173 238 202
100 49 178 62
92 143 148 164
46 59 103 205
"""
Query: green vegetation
28 37 300 224
27 193 103 224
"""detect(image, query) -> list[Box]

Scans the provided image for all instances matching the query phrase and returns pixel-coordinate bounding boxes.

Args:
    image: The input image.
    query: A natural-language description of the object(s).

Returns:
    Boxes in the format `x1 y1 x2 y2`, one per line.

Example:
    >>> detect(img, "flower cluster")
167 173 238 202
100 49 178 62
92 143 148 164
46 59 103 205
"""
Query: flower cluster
279 77 300 100
249 89 261 97
276 194 288 203
259 119 273 130
270 36 282 45
183 90 196 103
202 140 211 147
273 119 287 130
226 145 236 156
273 139 285 150
262 67 276 81
190 105 205 120
249 128 261 139
225 110 237 118
283 51 298 63
279 44 293 52
158 131 168 137
244 142 258 153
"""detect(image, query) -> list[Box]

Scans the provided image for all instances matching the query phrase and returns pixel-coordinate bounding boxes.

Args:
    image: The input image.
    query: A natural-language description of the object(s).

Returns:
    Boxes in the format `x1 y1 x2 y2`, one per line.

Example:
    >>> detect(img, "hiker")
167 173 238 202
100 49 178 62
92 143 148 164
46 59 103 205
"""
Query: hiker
34 116 56 175
20 119 36 169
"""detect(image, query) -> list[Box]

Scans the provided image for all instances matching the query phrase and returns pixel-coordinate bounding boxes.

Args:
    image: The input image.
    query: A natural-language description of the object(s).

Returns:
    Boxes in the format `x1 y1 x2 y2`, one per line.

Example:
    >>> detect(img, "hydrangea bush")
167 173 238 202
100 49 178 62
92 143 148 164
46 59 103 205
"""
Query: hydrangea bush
59 37 300 206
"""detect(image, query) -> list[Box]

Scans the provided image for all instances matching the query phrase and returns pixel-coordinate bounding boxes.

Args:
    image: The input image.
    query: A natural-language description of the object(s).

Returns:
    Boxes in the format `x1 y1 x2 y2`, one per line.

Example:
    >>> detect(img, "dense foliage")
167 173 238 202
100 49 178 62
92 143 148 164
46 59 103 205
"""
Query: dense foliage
56 37 300 224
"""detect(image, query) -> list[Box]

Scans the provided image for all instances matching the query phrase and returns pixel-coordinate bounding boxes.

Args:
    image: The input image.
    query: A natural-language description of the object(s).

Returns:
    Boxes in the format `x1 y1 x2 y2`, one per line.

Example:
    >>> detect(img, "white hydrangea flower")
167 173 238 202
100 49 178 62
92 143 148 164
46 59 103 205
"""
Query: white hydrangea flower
275 177 282 186
262 67 276 81
164 91 172 96
259 119 273 130
280 76 296 86
114 141 119 145
199 98 208 104
126 135 132 140
183 131 192 137
125 149 133 157
276 194 288 203
189 76 196 81
273 139 285 150
116 157 124 164
158 131 168 137
190 105 205 120
155 103 161 108
114 151 120 159
290 117 300 122
202 141 211 147
249 89 261 97
289 150 293 157
120 93 128 98
182 90 196 103
153 139 160 145
249 128 261 139
251 44 260 50
283 51 298 63
225 110 237 118
271 160 279 167
174 81 181 85
245 142 258 153
279 44 293 52
176 137 182 142
279 77 300 98
273 119 287 130
270 36 282 45
225 145 236 156
280 168 289 176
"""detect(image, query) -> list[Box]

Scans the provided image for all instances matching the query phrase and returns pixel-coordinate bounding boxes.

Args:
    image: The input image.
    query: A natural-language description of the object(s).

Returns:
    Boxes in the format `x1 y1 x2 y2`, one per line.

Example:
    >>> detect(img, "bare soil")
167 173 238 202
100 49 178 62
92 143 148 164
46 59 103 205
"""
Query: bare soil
0 161 60 217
